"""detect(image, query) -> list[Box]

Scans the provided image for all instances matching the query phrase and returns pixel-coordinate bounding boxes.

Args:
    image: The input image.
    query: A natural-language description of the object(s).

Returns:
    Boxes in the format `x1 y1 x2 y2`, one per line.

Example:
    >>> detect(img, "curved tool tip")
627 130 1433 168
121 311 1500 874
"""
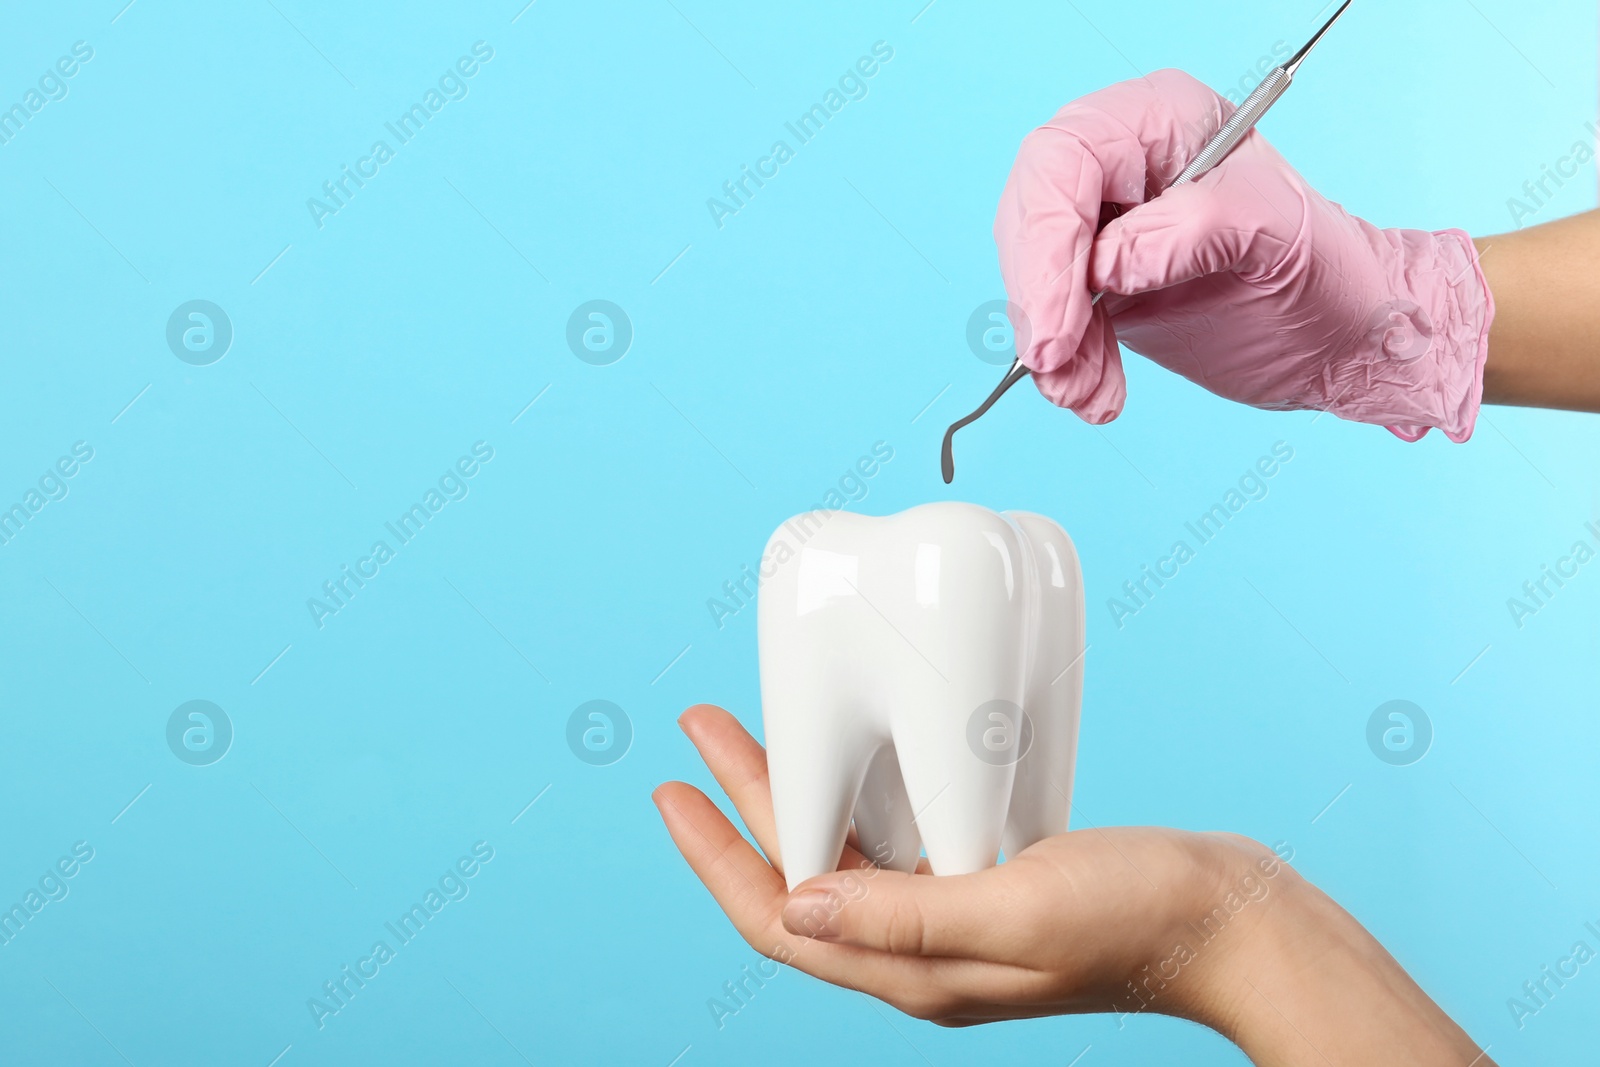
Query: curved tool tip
939 359 1029 484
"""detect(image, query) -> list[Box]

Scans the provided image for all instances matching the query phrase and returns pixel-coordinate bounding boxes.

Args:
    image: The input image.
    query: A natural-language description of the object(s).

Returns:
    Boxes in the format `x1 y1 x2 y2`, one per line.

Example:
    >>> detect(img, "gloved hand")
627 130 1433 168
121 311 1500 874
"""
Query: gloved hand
993 69 1495 441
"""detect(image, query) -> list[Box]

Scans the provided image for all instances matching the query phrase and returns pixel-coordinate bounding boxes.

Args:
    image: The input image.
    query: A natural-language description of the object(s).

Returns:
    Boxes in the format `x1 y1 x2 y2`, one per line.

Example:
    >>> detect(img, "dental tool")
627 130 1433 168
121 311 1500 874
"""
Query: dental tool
940 0 1354 483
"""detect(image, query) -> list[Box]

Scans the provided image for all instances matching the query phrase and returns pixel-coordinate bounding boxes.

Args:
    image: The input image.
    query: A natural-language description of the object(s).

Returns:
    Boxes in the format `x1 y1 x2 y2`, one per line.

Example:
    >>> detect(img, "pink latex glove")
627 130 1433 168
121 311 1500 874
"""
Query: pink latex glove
993 69 1494 441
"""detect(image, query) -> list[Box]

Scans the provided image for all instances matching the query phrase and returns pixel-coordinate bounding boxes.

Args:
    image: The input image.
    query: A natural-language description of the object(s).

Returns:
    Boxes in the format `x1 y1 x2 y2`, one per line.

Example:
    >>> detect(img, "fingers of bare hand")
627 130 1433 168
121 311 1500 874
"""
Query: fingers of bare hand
677 704 788 873
652 782 1022 1018
782 864 1029 961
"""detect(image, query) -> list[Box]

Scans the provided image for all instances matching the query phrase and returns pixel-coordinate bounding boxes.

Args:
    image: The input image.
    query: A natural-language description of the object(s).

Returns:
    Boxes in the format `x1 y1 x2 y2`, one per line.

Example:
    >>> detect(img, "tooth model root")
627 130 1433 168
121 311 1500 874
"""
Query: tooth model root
759 701 873 892
851 745 921 875
759 503 1085 891
1002 511 1084 860
887 641 1023 880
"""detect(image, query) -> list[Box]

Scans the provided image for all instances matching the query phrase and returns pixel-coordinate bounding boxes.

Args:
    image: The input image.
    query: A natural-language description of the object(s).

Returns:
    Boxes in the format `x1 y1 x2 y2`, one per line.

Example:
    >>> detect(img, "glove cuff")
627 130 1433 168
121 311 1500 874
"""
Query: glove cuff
1379 228 1496 443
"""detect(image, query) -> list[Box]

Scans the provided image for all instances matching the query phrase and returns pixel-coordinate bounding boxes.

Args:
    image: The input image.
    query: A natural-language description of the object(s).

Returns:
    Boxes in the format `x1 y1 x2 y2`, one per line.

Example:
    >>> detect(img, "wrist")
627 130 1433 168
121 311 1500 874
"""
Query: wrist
1198 847 1490 1066
1105 834 1300 1032
1155 835 1305 1034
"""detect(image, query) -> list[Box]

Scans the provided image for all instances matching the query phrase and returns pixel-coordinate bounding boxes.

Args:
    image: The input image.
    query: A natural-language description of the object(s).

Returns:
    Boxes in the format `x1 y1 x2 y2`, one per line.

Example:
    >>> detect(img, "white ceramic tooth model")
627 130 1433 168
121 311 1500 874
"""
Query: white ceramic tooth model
758 502 1085 889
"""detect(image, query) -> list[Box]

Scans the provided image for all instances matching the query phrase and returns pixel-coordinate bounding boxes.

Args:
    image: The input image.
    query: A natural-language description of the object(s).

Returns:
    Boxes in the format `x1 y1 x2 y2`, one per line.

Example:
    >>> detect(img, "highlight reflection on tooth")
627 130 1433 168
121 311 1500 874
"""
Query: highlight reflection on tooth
758 503 1085 889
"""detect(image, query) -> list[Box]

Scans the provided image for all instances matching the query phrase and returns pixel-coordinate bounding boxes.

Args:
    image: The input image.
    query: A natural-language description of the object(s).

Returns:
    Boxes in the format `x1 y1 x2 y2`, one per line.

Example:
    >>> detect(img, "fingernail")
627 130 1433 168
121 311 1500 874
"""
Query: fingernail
782 890 837 939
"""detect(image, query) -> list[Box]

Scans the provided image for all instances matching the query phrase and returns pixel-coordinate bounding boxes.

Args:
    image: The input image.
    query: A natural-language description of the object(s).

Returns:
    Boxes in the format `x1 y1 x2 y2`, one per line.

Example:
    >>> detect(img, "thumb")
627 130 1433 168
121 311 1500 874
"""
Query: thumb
781 866 1013 959
1090 178 1289 297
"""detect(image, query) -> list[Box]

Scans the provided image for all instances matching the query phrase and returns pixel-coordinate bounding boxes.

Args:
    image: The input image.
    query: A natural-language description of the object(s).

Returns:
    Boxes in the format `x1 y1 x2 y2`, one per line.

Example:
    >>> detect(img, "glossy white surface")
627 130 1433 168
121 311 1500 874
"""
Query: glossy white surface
758 502 1085 889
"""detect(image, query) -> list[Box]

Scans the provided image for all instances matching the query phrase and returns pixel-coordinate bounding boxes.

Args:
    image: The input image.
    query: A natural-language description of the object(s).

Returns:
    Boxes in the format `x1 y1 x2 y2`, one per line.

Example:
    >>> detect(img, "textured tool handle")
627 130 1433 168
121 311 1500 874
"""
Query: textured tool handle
1170 66 1291 189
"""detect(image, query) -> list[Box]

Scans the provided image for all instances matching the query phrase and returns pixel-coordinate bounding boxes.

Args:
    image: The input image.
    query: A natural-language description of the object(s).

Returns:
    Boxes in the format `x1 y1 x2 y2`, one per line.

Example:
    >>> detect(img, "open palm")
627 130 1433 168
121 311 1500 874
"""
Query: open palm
652 704 1286 1028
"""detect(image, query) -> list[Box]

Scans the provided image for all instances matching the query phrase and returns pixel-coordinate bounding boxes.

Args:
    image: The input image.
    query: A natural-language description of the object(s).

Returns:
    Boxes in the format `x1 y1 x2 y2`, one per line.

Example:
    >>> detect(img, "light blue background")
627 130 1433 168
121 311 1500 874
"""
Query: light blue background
1 0 1596 1063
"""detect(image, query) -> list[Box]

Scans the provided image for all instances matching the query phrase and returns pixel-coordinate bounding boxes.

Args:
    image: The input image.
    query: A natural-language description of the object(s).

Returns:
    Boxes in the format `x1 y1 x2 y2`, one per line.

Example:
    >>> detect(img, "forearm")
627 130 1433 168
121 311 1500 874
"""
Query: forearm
1203 865 1490 1066
1475 208 1600 412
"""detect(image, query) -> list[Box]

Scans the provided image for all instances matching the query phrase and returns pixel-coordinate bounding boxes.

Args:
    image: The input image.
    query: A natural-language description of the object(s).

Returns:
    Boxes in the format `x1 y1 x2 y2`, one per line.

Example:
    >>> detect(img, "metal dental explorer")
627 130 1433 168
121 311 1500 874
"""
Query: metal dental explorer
940 0 1354 483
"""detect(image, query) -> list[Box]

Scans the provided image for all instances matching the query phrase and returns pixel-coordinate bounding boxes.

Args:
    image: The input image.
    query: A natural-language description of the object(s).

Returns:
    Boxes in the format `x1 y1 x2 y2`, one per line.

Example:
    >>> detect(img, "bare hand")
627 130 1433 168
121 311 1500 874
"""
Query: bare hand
652 704 1493 1066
